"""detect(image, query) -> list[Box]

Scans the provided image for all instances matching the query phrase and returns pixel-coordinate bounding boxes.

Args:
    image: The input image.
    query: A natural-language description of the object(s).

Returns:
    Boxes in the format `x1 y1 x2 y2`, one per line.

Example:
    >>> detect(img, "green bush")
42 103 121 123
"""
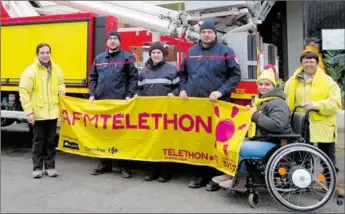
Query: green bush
323 50 345 108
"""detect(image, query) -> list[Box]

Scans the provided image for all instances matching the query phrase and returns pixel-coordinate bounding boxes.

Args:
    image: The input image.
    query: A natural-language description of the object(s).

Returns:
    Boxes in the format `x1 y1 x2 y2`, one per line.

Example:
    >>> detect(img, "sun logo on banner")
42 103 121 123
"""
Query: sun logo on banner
214 105 248 155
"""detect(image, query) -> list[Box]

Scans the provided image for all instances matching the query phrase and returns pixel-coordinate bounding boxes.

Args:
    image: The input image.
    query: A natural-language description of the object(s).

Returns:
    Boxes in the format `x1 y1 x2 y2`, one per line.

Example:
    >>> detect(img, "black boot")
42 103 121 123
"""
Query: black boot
158 170 172 183
144 171 159 181
91 162 112 175
205 180 220 192
120 168 132 178
188 177 208 188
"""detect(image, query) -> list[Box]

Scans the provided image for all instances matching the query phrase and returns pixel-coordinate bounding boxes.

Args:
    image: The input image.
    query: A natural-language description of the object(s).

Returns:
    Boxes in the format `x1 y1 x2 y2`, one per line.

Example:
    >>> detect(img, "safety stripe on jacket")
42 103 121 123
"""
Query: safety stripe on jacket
138 77 180 86
186 54 236 59
95 59 135 66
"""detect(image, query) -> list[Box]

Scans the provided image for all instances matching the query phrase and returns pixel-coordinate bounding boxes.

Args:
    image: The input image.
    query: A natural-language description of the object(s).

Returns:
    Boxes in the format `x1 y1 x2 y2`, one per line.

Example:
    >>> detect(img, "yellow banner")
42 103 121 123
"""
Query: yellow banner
57 96 251 176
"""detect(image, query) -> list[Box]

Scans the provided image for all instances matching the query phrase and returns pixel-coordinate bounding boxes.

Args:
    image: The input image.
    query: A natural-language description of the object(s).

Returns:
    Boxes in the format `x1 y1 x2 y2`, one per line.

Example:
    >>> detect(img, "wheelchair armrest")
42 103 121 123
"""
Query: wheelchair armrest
265 133 302 139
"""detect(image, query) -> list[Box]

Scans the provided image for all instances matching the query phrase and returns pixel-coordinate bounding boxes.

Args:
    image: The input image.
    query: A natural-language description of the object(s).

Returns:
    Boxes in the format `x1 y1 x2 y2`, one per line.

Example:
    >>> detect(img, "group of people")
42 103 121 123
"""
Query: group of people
18 20 343 198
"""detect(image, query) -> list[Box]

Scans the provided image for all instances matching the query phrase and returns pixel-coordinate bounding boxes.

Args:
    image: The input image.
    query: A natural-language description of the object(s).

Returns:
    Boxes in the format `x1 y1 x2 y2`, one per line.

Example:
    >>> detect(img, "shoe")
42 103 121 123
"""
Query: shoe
144 172 158 181
33 170 43 179
91 163 112 175
219 179 234 189
336 184 344 198
188 177 208 188
45 169 58 177
212 174 232 184
205 180 220 191
158 172 172 183
120 168 132 178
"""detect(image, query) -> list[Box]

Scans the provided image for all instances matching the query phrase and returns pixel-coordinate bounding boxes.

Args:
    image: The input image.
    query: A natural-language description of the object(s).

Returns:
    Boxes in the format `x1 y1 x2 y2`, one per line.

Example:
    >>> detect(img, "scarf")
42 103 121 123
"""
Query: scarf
247 96 278 138
34 59 59 107
286 66 329 121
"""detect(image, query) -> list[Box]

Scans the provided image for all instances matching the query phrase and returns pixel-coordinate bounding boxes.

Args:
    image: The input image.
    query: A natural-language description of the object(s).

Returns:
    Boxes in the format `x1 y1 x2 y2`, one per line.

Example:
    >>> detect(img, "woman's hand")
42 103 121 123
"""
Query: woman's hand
246 105 257 116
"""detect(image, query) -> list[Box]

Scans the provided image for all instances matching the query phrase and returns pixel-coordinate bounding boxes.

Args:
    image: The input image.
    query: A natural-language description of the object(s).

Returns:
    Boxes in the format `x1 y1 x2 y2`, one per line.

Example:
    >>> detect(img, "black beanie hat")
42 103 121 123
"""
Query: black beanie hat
200 20 217 34
106 31 121 42
149 42 166 56
305 37 321 46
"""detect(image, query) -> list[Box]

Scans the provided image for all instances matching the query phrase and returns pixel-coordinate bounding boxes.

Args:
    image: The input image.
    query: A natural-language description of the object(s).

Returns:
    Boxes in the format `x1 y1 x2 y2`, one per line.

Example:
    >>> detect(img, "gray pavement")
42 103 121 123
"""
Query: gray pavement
1 125 344 213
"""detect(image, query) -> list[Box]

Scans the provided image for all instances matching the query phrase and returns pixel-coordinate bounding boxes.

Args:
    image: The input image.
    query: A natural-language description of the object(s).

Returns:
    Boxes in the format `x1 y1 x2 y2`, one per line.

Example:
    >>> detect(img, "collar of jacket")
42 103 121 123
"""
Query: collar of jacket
145 58 166 70
151 59 166 70
106 48 121 58
34 59 53 70
198 39 217 50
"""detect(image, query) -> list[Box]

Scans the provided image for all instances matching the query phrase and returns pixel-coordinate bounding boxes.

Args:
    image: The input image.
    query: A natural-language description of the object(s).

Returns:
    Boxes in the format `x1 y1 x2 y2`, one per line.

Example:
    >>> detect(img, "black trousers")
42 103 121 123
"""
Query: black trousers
32 119 57 171
316 143 339 173
193 166 223 182
99 158 130 169
146 162 172 176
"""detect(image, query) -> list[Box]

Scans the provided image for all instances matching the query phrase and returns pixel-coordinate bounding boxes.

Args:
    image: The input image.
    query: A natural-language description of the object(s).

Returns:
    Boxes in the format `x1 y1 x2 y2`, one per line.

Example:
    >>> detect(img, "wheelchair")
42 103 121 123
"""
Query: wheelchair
224 106 343 212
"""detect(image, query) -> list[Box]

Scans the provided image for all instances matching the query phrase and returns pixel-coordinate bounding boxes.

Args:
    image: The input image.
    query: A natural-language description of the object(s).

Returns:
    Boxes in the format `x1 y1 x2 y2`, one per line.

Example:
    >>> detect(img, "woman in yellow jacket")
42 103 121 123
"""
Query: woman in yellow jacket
284 51 343 197
19 43 65 179
304 37 325 72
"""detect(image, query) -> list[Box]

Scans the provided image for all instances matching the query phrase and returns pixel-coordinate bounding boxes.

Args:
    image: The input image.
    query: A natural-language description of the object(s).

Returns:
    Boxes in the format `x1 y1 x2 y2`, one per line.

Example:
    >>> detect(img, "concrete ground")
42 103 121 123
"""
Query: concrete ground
1 124 344 213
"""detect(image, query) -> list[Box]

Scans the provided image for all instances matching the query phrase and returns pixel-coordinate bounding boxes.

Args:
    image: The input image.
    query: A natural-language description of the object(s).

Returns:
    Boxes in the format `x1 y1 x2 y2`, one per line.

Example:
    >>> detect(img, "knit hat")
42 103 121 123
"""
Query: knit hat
149 42 166 56
200 20 217 34
106 31 121 42
257 64 276 87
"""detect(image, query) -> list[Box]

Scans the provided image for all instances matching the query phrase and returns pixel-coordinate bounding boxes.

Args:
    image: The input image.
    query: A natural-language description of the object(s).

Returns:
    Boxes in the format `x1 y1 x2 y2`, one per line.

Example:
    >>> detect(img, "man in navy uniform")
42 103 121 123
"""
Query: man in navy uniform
170 20 241 191
89 31 138 178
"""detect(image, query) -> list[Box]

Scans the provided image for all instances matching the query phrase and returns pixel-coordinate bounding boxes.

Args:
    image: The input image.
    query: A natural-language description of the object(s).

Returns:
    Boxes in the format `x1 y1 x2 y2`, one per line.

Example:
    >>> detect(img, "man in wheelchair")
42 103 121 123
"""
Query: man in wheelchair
212 65 293 189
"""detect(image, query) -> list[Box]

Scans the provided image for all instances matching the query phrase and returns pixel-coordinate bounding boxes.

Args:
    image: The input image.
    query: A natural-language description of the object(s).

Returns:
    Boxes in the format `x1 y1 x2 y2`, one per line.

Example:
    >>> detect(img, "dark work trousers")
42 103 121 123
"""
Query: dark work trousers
315 143 339 186
32 119 58 171
147 162 172 176
99 158 130 169
194 166 223 182
315 143 339 172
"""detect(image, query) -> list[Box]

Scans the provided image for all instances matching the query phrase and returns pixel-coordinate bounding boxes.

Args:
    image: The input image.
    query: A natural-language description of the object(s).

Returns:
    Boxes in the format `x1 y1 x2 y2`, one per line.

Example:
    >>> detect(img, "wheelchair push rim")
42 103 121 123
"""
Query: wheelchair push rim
265 144 336 212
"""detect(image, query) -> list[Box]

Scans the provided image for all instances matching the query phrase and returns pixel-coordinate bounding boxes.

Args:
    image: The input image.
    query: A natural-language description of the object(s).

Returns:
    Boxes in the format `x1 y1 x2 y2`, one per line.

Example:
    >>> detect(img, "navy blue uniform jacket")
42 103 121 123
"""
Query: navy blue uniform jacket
89 48 138 100
173 41 241 102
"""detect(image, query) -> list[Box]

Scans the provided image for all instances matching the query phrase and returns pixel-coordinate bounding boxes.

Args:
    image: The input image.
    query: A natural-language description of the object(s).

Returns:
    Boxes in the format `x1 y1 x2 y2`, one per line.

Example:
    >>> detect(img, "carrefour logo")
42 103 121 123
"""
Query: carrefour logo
108 147 118 155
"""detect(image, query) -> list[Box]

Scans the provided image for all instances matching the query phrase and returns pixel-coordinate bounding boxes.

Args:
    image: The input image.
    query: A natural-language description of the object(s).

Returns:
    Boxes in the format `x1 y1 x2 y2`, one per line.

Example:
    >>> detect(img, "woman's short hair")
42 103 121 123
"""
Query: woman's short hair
300 51 319 63
36 43 51 55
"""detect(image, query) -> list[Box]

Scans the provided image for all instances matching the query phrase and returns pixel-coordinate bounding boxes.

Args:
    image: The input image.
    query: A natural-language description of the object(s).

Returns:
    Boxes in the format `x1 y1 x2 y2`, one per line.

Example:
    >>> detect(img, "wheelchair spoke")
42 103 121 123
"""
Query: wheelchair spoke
314 179 329 192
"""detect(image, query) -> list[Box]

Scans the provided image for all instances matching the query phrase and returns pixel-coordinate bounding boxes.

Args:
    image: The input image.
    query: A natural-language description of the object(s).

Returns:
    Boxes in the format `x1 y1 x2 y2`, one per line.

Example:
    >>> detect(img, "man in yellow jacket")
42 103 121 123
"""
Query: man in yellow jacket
19 43 65 179
284 51 344 197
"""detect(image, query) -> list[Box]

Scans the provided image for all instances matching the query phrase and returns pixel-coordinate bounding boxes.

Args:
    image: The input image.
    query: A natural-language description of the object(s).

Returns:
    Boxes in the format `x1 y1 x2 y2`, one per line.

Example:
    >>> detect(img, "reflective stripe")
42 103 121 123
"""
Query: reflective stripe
186 54 235 60
95 60 135 66
138 77 180 86
138 78 172 86
172 76 180 84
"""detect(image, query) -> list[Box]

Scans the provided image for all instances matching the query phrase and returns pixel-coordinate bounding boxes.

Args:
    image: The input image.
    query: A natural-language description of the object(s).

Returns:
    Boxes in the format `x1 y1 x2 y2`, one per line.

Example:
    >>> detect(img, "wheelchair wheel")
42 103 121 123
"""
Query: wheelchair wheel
265 143 336 212
248 191 260 208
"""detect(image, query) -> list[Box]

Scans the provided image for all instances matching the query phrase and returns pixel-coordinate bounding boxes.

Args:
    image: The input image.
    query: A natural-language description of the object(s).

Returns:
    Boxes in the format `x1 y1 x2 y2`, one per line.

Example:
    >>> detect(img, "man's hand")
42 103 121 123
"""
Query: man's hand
300 101 319 111
125 97 131 102
179 90 188 100
167 93 174 97
209 91 222 102
58 90 65 96
134 94 138 98
27 113 35 125
89 96 95 102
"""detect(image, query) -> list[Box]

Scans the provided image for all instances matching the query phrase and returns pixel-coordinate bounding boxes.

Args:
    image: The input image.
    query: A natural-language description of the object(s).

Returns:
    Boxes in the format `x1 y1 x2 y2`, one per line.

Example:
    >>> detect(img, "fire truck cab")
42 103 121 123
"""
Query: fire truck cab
1 1 278 127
